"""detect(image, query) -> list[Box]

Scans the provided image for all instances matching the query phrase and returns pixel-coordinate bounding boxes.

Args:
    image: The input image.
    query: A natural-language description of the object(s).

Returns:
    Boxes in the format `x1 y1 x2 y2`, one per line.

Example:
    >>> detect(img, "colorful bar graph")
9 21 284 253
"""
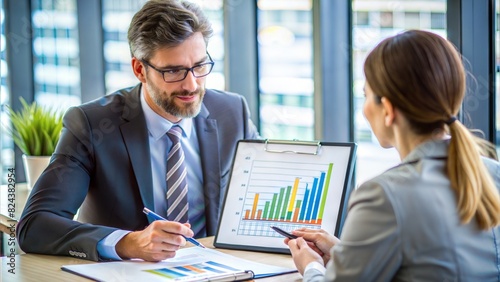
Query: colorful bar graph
241 163 334 225
146 261 242 280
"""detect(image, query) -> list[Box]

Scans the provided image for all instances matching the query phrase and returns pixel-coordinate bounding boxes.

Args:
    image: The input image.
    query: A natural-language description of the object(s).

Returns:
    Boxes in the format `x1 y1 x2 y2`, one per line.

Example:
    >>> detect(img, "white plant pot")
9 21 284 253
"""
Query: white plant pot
22 155 51 190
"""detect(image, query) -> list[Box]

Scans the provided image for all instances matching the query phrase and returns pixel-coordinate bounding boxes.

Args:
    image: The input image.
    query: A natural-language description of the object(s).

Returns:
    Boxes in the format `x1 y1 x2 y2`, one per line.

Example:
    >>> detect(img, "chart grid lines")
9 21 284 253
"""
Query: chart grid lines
237 159 334 236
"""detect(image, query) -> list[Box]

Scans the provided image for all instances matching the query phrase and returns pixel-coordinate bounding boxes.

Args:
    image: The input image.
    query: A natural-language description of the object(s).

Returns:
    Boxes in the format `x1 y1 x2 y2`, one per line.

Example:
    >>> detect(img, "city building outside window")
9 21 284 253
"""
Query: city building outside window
352 0 447 184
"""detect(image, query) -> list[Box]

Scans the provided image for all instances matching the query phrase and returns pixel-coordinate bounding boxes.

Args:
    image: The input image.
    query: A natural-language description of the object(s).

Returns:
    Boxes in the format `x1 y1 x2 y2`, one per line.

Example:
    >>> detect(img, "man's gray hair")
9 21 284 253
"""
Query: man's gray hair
128 0 213 60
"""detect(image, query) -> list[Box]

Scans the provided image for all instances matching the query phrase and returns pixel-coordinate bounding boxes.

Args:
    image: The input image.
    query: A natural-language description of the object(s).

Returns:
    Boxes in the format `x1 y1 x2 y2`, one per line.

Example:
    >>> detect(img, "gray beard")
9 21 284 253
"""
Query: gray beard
147 83 204 119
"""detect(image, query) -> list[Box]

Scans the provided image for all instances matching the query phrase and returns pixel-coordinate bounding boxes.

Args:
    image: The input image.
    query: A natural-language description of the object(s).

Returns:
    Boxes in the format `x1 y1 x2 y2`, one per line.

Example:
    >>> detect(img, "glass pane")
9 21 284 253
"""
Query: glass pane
497 0 500 155
32 0 81 109
257 0 314 140
102 0 147 93
352 0 447 184
102 0 224 93
0 1 13 184
192 0 224 90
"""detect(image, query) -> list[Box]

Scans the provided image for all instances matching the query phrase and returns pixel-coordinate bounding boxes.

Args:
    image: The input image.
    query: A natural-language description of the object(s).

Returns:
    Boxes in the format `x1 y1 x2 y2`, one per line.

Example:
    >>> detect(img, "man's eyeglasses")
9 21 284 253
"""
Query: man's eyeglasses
141 53 214 83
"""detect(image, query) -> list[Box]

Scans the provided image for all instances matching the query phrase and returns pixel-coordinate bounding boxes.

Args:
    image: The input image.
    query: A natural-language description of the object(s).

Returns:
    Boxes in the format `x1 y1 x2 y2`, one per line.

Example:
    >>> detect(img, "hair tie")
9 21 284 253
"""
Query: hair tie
445 116 457 125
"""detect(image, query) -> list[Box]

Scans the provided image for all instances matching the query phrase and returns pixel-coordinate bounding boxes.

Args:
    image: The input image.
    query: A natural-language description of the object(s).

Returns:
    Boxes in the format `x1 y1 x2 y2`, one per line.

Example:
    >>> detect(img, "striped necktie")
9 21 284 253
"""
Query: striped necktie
166 126 189 223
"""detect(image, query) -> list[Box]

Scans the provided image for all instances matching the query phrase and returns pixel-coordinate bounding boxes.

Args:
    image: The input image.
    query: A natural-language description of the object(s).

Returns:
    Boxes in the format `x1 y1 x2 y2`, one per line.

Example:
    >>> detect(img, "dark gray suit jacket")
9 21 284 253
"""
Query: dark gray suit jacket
16 84 259 261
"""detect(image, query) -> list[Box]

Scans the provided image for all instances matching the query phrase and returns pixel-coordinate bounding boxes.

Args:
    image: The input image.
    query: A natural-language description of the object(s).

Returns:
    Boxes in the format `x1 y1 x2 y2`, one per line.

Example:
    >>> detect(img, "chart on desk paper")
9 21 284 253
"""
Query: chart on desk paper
215 140 356 252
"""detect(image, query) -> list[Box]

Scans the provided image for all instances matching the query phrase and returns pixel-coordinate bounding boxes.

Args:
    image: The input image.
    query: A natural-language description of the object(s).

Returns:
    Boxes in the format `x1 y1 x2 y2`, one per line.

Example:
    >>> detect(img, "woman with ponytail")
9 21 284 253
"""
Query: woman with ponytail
285 30 500 281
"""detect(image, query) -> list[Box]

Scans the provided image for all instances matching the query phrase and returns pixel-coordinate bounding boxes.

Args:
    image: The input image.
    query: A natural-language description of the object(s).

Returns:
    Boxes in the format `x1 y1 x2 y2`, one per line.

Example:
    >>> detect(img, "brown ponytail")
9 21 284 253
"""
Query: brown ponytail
447 121 500 229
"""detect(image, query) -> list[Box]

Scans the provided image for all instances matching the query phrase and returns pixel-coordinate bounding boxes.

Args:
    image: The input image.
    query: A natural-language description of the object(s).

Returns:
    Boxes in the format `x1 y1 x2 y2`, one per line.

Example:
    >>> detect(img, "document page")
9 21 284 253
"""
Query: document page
62 247 295 281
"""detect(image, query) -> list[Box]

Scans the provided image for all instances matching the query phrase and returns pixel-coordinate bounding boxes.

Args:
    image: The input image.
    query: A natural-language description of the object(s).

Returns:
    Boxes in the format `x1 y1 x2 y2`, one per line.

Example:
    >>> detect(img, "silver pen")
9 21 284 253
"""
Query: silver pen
143 207 206 248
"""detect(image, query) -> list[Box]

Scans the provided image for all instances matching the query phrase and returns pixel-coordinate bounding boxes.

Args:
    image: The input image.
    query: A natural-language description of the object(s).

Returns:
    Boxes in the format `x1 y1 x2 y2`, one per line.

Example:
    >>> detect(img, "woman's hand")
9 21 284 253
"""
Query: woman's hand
286 228 339 265
287 237 324 275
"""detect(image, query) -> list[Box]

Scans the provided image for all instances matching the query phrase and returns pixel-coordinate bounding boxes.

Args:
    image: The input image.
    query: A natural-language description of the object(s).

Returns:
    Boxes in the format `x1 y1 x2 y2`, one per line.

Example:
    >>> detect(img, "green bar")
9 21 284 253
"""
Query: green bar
318 163 334 220
274 188 285 220
269 194 278 220
286 211 293 220
263 201 270 220
280 186 292 219
296 200 302 209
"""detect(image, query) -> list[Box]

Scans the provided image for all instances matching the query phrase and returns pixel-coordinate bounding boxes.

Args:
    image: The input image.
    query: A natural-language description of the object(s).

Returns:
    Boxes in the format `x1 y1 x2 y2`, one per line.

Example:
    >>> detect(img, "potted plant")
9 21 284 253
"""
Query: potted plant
4 98 63 189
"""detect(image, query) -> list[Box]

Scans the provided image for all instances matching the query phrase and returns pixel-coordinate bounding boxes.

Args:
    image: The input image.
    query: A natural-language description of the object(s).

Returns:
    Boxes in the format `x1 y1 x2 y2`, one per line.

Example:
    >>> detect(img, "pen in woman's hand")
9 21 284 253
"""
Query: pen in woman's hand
142 207 206 248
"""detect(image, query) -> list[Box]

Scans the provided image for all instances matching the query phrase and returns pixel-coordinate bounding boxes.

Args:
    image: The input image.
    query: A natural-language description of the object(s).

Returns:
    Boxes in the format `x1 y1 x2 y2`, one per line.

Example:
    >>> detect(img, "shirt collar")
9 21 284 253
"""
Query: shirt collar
140 87 193 141
401 138 450 164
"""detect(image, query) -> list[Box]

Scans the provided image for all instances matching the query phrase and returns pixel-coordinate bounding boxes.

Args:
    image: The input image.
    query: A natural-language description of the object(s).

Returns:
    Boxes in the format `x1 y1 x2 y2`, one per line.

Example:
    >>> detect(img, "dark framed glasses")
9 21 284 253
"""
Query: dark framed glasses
141 53 214 83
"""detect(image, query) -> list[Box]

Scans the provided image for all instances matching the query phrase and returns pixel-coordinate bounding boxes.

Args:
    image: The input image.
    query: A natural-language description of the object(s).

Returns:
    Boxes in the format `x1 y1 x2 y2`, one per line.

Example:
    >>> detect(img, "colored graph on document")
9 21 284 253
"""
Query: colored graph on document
145 261 241 280
237 160 334 237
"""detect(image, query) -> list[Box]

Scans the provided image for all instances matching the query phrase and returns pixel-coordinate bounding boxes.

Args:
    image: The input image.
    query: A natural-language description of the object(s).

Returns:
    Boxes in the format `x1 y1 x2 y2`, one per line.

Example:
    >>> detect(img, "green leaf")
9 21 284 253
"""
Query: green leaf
2 97 63 156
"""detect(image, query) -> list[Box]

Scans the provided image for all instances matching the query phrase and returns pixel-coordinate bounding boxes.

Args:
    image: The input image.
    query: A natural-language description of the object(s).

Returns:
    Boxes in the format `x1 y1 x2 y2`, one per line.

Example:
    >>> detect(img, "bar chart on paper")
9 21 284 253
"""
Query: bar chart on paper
237 159 334 238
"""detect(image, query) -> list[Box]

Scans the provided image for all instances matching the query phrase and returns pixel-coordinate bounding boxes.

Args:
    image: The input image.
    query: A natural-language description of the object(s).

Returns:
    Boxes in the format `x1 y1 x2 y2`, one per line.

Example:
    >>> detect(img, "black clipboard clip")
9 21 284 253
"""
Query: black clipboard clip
264 139 322 155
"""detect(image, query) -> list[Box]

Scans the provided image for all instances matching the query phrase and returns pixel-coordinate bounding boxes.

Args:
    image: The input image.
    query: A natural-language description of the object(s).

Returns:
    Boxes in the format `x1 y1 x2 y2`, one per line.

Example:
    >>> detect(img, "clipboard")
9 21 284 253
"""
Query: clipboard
214 139 357 254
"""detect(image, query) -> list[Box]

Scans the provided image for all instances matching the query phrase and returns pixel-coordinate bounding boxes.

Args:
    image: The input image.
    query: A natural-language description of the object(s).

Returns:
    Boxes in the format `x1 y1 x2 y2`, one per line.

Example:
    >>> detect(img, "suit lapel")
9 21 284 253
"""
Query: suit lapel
194 104 220 234
119 85 154 210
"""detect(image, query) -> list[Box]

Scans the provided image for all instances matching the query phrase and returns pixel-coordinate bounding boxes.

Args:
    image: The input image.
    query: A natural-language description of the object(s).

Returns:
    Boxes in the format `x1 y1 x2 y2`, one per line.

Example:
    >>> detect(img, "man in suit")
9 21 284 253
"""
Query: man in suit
16 0 259 262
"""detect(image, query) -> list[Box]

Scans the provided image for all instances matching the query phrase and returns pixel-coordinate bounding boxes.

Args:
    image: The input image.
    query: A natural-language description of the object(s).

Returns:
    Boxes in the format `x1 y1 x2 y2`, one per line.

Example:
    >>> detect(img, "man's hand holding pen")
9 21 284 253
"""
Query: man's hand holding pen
115 220 194 262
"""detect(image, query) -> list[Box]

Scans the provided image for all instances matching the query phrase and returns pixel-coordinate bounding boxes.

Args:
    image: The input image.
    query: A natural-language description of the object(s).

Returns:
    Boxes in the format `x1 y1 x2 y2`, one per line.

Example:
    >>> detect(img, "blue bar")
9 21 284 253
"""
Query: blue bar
305 178 318 221
298 184 309 221
174 266 202 274
193 263 225 274
205 261 240 272
202 266 225 274
151 268 186 278
312 172 326 220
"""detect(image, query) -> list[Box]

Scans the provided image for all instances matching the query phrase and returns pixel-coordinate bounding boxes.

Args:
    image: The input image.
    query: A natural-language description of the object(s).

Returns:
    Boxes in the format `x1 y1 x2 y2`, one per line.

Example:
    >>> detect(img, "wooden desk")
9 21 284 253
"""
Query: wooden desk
1 237 302 281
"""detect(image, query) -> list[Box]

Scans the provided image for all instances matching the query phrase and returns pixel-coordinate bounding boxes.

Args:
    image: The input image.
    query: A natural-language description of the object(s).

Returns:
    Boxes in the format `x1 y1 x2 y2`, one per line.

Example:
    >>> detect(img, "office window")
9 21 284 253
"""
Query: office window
31 0 81 109
102 0 224 94
193 0 224 91
404 12 421 29
102 0 147 93
380 12 394 28
352 0 446 184
354 11 369 26
496 0 500 155
0 2 12 184
257 0 314 140
431 12 446 29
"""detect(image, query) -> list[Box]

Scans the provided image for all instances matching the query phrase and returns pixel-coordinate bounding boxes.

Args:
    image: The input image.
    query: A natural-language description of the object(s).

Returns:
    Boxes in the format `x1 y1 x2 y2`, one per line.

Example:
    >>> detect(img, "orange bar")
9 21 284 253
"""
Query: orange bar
292 207 300 222
184 265 204 273
244 209 250 220
316 219 322 225
257 210 262 220
250 193 259 219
